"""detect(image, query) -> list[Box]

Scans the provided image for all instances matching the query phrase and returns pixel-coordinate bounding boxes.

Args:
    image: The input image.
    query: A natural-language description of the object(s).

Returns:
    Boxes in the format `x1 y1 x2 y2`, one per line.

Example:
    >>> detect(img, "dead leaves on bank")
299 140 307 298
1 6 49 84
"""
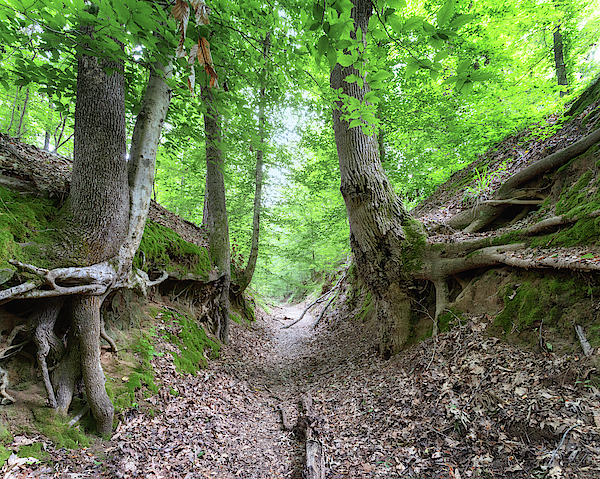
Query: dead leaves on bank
305 312 600 478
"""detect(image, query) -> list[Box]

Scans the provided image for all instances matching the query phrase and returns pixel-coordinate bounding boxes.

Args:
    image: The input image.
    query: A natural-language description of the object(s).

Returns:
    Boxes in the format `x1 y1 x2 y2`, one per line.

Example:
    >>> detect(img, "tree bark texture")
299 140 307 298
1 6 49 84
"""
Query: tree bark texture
69 52 129 264
553 25 568 97
203 88 231 344
236 32 270 294
331 0 416 357
123 60 172 270
72 295 114 435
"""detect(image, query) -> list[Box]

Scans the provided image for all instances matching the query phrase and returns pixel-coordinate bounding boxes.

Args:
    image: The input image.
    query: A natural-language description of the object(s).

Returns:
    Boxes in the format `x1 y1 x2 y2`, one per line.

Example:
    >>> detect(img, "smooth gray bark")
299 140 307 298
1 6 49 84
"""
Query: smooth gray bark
235 32 270 294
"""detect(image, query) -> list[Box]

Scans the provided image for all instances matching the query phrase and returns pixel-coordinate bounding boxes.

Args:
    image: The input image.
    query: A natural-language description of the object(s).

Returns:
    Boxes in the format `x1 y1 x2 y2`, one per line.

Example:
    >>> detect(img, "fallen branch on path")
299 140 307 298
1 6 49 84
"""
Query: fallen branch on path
282 273 346 330
311 291 338 330
300 394 325 479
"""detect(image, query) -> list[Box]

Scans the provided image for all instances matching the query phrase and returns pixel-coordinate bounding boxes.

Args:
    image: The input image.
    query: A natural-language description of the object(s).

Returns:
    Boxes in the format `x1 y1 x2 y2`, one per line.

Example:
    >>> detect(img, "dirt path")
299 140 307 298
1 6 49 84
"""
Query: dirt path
9 302 600 478
101 303 319 479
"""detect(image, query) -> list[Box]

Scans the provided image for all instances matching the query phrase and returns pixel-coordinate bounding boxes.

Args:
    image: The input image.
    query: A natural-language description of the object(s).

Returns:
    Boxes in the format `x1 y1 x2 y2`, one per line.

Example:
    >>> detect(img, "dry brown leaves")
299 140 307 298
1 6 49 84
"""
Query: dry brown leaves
6 302 600 478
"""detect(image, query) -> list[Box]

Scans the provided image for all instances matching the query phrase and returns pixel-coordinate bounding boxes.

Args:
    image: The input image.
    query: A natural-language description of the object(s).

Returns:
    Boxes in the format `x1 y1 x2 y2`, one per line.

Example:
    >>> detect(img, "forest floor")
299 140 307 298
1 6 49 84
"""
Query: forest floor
4 297 600 478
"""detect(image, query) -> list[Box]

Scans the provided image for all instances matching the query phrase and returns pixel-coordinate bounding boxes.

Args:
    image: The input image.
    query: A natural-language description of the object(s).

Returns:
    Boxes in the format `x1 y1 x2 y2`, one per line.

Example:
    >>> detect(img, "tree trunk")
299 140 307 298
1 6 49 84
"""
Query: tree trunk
122 60 172 270
7 86 20 135
554 25 568 97
235 32 270 294
72 295 113 436
16 87 29 138
51 42 129 431
203 88 231 344
43 131 51 151
67 52 129 264
331 0 419 357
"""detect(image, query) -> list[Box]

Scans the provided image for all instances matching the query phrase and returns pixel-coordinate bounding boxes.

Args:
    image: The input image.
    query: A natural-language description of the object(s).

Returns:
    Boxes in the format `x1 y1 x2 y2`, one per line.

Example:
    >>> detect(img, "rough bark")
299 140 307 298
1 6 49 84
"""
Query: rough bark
235 32 270 294
73 295 113 435
67 52 129 264
553 25 568 97
203 88 231 344
331 0 417 357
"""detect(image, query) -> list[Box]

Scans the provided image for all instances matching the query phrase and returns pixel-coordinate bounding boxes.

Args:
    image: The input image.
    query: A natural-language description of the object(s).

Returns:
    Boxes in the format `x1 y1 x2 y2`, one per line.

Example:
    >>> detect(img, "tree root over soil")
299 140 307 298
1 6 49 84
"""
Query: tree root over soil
0 258 168 434
446 126 600 233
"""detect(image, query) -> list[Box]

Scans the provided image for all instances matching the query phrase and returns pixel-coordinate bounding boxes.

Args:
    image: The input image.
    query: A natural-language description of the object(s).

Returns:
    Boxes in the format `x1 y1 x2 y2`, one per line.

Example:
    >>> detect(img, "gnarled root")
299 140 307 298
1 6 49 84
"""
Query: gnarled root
32 298 67 408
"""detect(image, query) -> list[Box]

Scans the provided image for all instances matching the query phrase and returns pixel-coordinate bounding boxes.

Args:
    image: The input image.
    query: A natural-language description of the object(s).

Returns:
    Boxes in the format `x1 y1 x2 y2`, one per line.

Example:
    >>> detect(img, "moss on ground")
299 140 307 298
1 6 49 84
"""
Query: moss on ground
0 187 58 269
134 221 211 280
32 408 91 449
106 329 160 414
162 311 220 375
491 272 600 349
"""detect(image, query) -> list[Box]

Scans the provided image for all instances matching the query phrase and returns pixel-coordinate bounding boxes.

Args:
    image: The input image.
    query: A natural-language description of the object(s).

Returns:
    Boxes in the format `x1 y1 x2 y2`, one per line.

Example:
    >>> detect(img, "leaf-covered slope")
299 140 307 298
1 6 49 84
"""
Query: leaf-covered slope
413 76 600 232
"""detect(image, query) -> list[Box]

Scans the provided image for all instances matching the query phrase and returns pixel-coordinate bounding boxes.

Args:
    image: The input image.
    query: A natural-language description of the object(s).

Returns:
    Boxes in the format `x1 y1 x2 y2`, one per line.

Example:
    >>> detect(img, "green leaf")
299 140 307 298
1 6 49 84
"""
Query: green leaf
581 253 595 259
344 74 359 83
387 0 406 9
422 21 435 33
434 50 449 62
449 14 475 30
336 39 352 50
349 118 362 128
437 0 454 27
111 0 130 21
457 60 471 74
365 91 380 104
404 16 422 30
317 35 329 57
313 3 324 21
370 70 392 81
327 46 338 70
429 35 443 49
470 71 494 81
460 80 473 95
388 14 404 34
405 61 419 78
338 54 355 67
372 29 387 41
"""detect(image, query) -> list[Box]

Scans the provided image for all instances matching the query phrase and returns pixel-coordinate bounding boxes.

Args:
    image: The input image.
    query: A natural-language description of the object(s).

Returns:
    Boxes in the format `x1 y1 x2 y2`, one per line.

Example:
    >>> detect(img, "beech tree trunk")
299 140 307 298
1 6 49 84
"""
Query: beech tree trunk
331 0 418 357
235 32 270 294
203 88 231 344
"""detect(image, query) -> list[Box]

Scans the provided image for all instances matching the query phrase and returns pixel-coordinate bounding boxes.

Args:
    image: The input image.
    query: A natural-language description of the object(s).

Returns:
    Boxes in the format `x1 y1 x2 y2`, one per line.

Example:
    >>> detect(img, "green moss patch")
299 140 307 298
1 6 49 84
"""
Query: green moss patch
107 329 160 413
0 187 58 268
32 409 91 449
491 272 600 350
162 311 220 375
135 221 211 280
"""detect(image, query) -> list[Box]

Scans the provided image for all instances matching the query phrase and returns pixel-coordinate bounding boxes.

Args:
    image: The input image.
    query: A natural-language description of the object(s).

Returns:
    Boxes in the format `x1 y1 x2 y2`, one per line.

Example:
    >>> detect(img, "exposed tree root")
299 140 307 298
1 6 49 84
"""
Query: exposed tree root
575 325 594 356
447 127 600 233
0 341 27 405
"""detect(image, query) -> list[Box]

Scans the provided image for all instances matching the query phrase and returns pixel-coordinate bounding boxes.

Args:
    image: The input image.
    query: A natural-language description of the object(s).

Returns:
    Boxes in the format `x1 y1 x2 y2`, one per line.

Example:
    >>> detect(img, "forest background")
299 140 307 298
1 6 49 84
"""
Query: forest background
1 0 600 302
